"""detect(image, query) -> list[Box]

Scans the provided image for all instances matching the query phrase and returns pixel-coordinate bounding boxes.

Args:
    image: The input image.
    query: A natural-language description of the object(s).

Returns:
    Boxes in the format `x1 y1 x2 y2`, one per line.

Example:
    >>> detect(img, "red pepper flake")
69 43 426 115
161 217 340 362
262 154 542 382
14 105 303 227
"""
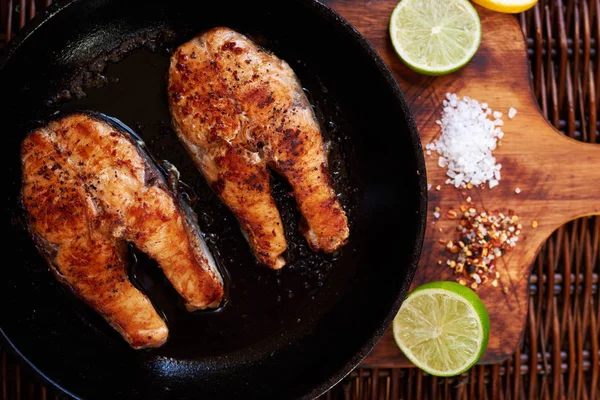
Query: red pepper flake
437 199 522 290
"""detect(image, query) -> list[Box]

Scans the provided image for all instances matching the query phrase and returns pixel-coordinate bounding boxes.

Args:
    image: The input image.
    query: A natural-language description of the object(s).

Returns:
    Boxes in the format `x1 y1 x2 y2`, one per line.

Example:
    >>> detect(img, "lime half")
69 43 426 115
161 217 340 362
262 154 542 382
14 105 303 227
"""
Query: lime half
389 0 482 75
393 282 490 376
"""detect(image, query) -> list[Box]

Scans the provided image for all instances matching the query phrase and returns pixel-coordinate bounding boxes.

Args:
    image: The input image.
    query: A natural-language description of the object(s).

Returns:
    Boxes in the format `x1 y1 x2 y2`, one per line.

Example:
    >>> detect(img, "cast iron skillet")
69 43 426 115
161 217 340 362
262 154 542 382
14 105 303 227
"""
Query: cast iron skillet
0 0 427 398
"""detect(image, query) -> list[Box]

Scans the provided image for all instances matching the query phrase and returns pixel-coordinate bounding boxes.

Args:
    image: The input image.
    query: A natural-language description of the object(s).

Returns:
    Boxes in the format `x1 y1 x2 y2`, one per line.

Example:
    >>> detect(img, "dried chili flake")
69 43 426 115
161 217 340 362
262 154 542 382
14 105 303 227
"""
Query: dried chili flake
438 200 522 290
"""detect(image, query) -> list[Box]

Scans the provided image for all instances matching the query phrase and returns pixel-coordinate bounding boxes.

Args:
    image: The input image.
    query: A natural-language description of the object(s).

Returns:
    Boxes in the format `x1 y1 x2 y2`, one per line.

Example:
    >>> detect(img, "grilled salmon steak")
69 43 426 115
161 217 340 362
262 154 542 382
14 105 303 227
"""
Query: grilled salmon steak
21 113 224 349
168 27 349 269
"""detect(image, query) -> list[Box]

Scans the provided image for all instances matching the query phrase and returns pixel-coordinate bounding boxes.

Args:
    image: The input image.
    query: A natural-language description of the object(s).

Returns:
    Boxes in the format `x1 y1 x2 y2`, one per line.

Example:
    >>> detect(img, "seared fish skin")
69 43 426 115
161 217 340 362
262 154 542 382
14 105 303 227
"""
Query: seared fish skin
21 113 224 348
168 27 349 269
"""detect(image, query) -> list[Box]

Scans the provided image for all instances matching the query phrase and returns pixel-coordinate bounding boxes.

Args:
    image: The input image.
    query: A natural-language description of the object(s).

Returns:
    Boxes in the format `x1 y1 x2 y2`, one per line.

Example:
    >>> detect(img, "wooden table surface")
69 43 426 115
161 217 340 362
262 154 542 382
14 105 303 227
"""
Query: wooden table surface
321 0 600 369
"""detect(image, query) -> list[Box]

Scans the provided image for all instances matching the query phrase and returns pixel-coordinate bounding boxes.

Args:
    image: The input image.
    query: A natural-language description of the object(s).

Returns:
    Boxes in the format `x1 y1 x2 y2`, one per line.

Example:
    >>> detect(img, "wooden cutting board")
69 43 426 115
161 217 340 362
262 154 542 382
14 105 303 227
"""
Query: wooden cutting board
324 0 600 366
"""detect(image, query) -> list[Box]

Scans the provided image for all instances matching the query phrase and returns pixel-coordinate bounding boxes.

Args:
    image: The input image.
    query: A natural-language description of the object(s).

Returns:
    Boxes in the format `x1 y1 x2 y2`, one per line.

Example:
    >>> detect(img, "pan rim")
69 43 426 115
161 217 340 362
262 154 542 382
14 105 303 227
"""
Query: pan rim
0 0 428 398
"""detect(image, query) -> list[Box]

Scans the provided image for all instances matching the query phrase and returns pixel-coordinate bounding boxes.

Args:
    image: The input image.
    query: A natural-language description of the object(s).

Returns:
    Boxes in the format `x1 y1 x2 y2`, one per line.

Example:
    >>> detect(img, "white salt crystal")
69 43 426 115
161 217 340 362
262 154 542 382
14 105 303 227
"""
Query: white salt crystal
508 107 517 119
433 211 440 219
431 94 506 189
454 173 465 188
515 187 521 194
427 183 432 191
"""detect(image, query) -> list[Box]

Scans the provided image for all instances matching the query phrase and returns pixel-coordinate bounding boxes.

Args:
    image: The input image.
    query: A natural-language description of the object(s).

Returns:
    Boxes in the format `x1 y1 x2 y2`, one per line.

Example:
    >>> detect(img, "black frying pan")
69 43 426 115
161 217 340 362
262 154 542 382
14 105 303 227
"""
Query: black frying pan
0 0 427 398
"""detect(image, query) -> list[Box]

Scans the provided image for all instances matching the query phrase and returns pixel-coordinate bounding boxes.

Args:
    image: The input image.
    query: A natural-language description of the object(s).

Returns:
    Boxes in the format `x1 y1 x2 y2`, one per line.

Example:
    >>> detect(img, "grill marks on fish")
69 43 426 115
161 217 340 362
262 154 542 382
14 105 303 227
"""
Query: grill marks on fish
168 27 349 269
21 113 224 349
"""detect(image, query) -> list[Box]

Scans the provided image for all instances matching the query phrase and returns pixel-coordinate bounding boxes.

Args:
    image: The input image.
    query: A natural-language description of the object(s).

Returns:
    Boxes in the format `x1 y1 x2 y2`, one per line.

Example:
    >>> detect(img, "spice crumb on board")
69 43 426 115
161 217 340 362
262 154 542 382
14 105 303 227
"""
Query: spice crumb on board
531 220 538 228
425 93 518 190
435 199 523 290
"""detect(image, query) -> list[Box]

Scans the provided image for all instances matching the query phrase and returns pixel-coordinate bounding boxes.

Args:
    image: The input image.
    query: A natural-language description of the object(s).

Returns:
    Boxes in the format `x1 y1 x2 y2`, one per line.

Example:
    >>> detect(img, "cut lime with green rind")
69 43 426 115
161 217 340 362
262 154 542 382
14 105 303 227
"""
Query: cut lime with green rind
389 0 482 76
393 281 490 377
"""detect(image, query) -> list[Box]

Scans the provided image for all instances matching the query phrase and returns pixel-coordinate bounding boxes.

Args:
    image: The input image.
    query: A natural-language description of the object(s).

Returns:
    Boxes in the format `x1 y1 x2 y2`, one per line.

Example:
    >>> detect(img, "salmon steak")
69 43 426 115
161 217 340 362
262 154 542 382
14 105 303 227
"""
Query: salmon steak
168 27 350 269
21 113 224 349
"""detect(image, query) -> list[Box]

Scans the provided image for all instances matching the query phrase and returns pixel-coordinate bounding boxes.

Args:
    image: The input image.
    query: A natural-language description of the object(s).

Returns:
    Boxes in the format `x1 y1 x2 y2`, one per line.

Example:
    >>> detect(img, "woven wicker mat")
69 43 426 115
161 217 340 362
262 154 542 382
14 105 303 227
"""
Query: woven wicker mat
1 0 598 399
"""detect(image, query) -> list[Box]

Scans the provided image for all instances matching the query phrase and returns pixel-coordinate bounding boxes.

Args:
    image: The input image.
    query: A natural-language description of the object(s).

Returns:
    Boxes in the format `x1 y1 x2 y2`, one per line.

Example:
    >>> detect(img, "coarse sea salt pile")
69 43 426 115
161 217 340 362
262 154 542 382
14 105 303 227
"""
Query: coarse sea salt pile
425 93 510 189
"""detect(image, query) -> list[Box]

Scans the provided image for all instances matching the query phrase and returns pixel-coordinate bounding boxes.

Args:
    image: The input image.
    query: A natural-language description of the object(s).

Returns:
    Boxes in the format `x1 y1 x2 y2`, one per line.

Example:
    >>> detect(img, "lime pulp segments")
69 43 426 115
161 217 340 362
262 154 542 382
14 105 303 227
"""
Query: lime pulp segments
389 0 482 75
393 281 490 377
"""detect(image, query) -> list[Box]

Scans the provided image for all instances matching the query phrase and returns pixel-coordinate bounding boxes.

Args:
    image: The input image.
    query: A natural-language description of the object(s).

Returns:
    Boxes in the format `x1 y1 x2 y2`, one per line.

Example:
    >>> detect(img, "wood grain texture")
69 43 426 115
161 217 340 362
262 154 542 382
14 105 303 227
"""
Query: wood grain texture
323 0 600 367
